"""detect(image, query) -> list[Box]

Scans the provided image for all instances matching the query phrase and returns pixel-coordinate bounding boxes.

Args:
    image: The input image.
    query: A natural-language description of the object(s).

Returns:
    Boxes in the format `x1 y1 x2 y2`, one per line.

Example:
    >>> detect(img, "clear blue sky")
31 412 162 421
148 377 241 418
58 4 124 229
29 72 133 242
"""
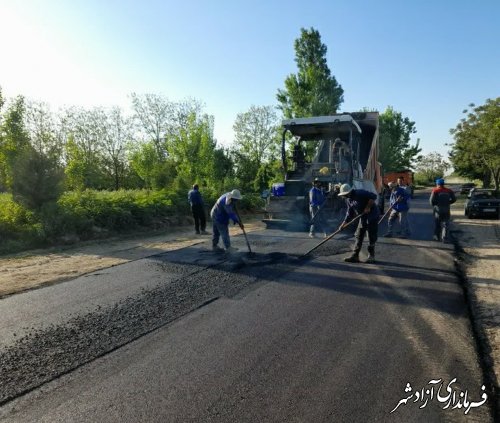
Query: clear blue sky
1 0 499 157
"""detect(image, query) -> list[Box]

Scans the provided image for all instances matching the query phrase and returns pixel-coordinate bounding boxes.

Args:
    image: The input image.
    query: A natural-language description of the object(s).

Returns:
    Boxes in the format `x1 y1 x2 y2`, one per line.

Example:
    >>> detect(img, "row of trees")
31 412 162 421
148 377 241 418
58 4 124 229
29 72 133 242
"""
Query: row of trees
0 91 285 212
1 27 426 221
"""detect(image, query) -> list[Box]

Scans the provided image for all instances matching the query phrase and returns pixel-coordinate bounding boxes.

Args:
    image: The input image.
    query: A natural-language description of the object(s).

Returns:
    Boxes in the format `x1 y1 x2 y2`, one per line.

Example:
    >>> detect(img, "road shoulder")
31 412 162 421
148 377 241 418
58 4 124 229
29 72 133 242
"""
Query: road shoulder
451 207 500 415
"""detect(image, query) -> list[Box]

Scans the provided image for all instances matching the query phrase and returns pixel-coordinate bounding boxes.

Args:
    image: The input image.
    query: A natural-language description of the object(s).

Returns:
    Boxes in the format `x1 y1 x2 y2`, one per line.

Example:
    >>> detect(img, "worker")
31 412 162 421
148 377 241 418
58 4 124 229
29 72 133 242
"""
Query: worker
309 178 327 238
429 178 456 242
187 184 208 235
337 184 380 263
210 189 244 253
383 182 411 238
397 176 413 198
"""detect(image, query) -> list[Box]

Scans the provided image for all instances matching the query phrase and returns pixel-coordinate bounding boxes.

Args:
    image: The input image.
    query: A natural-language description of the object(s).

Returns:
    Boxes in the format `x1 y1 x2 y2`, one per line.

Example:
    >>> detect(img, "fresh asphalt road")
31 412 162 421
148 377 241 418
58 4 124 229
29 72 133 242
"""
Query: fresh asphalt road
0 190 492 422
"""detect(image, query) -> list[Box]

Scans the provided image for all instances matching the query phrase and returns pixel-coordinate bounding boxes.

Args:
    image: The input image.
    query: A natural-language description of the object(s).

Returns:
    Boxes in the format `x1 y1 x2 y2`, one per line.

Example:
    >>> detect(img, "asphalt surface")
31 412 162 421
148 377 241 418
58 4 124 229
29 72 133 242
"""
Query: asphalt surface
0 191 493 422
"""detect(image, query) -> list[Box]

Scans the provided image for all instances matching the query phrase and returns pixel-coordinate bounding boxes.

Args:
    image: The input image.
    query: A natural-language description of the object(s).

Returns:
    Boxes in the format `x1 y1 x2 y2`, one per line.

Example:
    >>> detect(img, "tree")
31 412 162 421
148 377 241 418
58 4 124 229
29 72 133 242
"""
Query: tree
414 152 450 184
11 145 64 211
0 96 64 210
379 106 422 172
168 112 219 192
129 141 170 190
60 107 108 190
0 95 30 191
212 146 234 190
24 101 61 159
233 105 280 167
232 105 282 192
449 98 500 190
101 107 134 190
277 27 344 118
130 93 174 161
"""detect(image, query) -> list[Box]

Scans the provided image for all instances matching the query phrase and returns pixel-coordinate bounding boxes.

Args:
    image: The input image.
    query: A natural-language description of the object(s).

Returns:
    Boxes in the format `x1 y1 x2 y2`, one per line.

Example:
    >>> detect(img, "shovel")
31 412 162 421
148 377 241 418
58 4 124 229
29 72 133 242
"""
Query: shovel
301 213 364 258
234 208 253 255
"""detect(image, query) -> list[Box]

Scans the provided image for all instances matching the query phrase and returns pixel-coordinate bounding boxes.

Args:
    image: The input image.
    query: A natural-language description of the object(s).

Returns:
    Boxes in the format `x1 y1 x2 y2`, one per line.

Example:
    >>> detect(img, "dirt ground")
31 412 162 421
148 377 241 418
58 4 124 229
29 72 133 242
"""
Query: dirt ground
0 219 265 298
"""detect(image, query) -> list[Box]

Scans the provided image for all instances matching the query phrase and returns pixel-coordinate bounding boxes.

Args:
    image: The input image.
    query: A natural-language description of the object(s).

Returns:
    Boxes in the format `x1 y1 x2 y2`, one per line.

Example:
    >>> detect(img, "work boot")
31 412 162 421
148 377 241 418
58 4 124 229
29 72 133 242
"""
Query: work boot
309 233 315 238
225 246 238 254
366 246 375 263
200 230 210 235
344 253 360 263
195 230 201 235
212 245 224 252
433 235 440 241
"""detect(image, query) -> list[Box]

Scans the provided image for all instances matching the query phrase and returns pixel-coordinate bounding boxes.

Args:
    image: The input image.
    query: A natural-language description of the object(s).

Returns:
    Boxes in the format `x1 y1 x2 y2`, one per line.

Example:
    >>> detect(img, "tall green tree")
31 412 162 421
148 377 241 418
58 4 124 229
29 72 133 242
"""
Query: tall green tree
379 106 422 172
0 95 64 210
128 141 174 190
0 95 30 191
24 100 61 160
449 98 500 190
232 105 281 192
168 113 218 191
130 93 174 161
101 107 134 190
11 145 64 211
60 107 108 190
277 27 344 118
233 105 280 167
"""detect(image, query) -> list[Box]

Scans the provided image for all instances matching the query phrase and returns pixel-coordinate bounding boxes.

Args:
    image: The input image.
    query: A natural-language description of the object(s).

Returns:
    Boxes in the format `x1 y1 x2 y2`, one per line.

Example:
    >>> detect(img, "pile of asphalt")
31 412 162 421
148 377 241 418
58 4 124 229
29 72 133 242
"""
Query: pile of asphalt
0 250 297 405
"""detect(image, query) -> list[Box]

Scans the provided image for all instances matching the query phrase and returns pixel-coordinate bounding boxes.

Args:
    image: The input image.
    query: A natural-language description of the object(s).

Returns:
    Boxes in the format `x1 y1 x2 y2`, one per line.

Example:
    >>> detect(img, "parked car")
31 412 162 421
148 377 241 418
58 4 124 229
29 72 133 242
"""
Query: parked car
464 189 500 219
460 182 476 194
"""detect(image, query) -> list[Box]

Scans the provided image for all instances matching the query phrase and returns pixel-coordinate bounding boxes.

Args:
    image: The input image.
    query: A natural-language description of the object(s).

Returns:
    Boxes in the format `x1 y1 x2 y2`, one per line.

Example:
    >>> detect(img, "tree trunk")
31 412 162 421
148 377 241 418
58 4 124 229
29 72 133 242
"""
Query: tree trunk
482 171 491 188
492 168 500 191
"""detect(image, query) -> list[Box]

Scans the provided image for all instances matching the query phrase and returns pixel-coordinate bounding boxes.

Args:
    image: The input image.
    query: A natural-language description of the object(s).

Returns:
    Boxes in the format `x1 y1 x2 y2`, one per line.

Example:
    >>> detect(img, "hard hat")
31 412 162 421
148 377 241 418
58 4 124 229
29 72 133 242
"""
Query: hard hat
337 184 352 196
230 189 242 200
436 178 445 185
319 166 329 175
313 178 321 184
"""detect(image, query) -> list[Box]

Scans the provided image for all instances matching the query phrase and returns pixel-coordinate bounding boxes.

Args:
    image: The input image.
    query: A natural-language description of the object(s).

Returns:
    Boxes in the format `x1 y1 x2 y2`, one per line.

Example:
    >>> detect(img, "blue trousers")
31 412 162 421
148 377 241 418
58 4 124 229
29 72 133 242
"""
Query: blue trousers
212 220 231 249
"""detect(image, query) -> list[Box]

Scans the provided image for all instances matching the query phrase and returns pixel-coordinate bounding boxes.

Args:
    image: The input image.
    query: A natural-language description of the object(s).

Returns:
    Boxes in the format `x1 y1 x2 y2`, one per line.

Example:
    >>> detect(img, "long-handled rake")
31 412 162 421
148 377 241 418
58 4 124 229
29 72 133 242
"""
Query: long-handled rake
301 213 364 258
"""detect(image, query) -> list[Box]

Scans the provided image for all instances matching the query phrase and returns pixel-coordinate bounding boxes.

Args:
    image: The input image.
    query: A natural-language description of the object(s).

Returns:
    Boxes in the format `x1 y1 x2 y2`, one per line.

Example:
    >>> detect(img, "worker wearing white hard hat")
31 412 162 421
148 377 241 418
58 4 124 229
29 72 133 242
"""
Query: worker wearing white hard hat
210 189 244 254
337 184 380 263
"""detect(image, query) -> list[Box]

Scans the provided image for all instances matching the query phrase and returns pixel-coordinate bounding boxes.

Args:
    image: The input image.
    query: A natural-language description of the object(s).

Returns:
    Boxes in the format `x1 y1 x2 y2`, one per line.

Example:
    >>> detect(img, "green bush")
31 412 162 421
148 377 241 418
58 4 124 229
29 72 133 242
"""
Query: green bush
57 189 185 234
0 193 45 253
0 188 265 255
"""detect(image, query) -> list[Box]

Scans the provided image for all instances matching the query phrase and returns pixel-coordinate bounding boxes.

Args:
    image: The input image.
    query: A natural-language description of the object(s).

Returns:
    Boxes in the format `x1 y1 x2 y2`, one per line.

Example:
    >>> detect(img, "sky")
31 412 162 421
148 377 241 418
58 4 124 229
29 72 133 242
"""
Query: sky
0 0 499 157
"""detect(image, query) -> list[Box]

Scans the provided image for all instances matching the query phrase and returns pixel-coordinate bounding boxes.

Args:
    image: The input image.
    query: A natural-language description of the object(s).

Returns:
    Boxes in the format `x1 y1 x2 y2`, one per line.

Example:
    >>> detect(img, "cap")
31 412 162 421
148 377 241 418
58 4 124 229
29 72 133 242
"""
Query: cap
436 178 445 186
